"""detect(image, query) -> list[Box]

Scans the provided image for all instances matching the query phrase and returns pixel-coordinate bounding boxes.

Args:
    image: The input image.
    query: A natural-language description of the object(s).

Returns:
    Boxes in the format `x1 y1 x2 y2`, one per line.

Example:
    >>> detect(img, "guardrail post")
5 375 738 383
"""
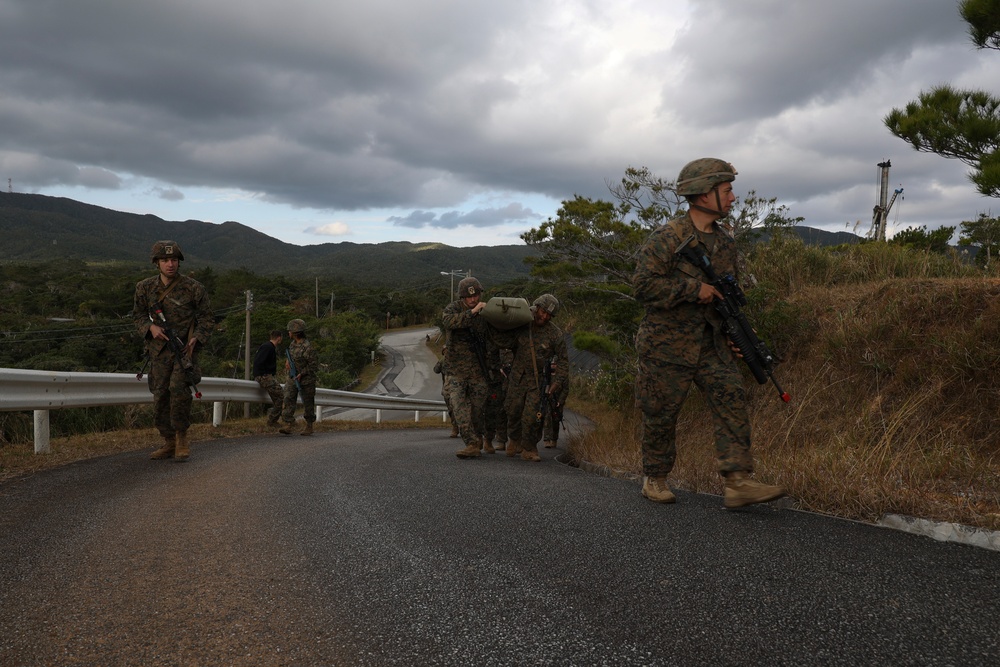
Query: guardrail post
376 409 381 424
213 402 223 427
414 410 420 423
33 410 50 454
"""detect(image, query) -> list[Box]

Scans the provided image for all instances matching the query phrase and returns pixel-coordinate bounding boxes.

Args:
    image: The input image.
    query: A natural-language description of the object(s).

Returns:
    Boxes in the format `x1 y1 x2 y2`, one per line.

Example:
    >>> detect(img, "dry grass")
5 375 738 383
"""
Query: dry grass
568 277 1000 531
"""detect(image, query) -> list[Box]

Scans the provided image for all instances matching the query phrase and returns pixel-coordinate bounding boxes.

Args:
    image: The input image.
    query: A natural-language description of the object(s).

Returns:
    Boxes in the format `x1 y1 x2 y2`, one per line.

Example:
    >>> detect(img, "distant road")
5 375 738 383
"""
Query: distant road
332 326 443 421
1 429 997 665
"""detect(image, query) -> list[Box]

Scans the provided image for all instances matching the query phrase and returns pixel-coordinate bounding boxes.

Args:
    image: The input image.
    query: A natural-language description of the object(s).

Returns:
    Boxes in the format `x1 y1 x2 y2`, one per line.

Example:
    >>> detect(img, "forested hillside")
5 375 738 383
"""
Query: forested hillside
0 192 536 287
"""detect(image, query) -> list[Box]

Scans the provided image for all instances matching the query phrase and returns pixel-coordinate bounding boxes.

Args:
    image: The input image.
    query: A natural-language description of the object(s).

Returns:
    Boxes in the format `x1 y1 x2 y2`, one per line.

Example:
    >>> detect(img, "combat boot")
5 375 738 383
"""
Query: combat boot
495 438 506 451
641 476 676 504
520 447 541 463
482 436 495 454
456 442 481 459
174 431 190 462
279 423 294 435
301 422 314 436
266 415 280 427
543 440 557 449
449 425 460 438
723 472 785 508
505 440 522 458
150 434 175 460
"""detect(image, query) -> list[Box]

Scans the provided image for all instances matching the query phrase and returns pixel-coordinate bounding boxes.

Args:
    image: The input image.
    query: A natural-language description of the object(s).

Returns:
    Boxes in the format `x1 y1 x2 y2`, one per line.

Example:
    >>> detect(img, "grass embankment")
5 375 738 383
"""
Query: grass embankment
569 277 1000 531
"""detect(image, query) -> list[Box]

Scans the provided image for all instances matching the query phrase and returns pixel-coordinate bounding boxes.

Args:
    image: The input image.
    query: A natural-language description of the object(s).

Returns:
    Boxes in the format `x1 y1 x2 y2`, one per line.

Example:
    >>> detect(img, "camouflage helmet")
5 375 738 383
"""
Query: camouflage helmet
456 276 483 297
675 158 737 196
150 240 184 263
286 318 307 333
532 293 560 317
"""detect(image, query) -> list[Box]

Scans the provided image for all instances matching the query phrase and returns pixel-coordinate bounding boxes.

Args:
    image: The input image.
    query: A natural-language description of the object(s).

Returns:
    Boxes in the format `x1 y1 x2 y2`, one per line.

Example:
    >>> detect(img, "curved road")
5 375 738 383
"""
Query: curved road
331 326 444 422
1 427 998 666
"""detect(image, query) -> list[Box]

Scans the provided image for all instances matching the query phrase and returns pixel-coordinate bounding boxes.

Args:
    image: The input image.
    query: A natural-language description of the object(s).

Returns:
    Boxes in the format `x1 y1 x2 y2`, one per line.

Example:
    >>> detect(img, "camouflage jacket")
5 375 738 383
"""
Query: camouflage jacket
632 211 738 367
286 338 318 383
441 299 499 381
494 321 569 394
133 274 213 357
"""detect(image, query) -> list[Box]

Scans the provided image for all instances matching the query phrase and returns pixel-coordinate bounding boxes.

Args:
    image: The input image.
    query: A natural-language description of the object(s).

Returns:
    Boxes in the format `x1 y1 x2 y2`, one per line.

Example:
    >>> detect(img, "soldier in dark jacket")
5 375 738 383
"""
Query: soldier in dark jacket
253 330 284 427
441 276 499 459
133 240 213 462
633 158 784 508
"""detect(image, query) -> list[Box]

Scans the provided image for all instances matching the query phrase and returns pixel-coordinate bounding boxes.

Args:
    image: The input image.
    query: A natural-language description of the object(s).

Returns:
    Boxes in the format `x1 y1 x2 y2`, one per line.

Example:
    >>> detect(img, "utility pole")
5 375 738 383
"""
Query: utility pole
244 290 253 418
315 278 319 318
872 160 892 241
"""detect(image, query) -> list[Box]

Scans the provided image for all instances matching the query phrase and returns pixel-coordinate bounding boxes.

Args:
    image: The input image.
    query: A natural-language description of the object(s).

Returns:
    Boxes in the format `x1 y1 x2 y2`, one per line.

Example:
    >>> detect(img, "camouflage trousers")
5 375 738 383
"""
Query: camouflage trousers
635 338 752 478
444 374 489 447
484 382 507 443
282 379 316 425
148 351 201 437
255 374 283 422
505 384 545 451
441 375 458 428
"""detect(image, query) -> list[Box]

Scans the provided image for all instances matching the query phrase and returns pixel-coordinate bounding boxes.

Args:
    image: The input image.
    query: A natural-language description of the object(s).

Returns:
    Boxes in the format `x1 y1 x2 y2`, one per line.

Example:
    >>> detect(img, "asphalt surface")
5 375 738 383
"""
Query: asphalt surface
1 429 998 666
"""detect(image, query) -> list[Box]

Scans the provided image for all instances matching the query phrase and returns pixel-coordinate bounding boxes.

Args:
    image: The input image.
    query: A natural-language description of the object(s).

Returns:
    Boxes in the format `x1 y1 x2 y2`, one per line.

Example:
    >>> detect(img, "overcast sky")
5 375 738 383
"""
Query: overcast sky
1 0 997 248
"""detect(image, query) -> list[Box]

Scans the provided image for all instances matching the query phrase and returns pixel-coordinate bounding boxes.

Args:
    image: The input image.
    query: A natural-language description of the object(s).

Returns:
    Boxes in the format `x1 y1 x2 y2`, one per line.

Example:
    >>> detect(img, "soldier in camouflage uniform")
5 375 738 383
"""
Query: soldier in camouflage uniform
633 158 784 508
441 276 499 459
133 240 214 462
280 319 319 436
542 355 569 449
495 294 569 462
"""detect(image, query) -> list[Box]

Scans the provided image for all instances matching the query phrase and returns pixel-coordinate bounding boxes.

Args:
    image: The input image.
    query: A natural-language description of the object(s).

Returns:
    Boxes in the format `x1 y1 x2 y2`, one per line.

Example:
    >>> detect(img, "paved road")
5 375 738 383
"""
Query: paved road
1 429 997 666
331 326 444 422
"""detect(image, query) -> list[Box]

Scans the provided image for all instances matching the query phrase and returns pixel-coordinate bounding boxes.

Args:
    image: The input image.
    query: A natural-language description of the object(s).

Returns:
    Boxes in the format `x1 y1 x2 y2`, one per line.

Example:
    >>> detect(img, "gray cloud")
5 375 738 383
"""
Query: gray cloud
389 203 542 229
151 186 184 201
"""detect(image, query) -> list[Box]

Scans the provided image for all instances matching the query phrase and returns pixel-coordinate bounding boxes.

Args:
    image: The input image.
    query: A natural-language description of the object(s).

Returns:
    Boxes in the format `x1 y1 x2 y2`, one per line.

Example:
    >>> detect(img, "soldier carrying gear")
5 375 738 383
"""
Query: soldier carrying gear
150 240 185 263
457 276 483 297
531 294 560 317
675 158 738 218
286 319 307 333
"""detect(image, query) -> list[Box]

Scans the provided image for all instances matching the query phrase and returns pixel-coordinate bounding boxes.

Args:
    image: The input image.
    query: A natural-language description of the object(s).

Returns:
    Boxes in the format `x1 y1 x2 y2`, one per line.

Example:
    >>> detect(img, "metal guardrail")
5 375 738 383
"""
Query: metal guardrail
0 368 447 454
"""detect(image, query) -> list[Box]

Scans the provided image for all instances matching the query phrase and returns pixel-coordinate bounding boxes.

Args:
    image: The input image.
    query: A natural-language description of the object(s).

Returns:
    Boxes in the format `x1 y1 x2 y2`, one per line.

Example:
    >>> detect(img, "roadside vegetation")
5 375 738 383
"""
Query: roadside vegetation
564 235 1000 531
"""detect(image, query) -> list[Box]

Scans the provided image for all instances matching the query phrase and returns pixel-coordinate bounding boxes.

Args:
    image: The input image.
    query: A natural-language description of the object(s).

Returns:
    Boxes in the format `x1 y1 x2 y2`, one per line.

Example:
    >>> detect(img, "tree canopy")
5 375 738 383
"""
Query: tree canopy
884 0 1000 198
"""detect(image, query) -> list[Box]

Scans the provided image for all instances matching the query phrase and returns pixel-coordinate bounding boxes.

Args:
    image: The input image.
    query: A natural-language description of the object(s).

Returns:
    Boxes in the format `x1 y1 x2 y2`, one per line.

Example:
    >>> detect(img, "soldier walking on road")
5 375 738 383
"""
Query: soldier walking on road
441 276 499 459
253 330 284 427
280 319 318 436
633 158 785 508
542 355 568 449
495 294 568 462
133 240 213 462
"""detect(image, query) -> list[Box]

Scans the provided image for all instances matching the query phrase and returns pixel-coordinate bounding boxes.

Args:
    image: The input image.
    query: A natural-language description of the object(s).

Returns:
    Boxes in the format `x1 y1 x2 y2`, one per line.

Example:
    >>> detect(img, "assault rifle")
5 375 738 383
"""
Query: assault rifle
675 235 791 403
286 348 302 391
536 355 560 424
150 302 202 398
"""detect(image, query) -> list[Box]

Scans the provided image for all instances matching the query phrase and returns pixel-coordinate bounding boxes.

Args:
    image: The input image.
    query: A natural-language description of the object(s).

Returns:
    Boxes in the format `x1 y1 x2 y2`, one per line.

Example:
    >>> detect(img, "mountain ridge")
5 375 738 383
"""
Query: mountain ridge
0 191 864 286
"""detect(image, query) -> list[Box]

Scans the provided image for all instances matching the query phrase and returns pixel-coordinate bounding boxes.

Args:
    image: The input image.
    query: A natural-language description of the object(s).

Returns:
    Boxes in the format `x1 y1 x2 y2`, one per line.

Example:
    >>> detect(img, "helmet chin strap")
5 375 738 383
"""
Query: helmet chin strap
689 187 726 218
